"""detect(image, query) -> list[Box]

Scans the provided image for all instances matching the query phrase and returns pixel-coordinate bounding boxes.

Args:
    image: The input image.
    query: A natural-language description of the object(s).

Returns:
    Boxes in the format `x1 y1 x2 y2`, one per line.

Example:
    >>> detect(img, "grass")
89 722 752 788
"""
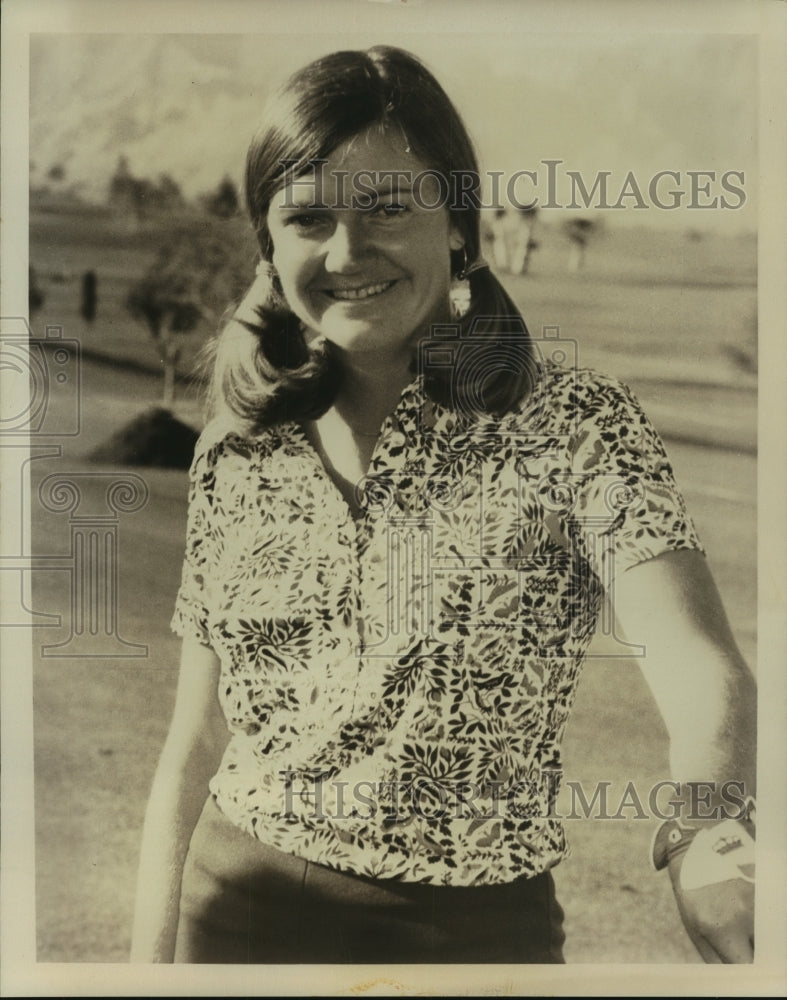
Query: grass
28 204 757 964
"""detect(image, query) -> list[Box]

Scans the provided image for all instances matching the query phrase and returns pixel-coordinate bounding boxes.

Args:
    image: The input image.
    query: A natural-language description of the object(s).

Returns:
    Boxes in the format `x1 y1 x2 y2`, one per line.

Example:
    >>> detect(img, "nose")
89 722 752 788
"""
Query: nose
323 215 369 273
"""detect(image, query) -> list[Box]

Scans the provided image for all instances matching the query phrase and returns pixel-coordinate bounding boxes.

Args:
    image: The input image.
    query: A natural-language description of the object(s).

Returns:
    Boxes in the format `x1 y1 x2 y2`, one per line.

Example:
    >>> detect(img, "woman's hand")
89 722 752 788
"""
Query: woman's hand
667 845 755 962
652 805 756 962
612 548 757 963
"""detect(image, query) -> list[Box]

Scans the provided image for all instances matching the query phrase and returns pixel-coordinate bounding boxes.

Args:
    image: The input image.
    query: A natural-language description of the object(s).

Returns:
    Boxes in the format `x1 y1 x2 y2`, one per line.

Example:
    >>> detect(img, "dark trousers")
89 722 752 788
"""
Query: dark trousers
175 795 566 964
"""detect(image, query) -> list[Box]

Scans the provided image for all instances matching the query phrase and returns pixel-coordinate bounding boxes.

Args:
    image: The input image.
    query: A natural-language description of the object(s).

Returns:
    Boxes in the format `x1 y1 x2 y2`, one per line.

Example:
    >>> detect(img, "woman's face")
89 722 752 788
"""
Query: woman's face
266 127 464 361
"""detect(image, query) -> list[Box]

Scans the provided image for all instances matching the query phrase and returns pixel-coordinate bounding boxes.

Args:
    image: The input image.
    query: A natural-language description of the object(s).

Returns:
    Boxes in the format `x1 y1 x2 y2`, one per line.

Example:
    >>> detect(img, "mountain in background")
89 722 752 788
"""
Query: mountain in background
30 36 260 201
28 33 758 234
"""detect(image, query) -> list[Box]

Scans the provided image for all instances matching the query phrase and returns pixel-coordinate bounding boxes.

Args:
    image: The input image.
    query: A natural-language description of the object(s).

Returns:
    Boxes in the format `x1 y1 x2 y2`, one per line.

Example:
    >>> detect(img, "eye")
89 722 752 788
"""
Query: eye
285 213 322 231
376 202 408 218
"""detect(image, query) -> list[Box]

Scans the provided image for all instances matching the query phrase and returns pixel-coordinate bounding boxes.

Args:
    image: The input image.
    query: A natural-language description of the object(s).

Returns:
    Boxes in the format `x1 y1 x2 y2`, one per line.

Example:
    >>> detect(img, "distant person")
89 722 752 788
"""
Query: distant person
29 264 44 315
490 206 510 271
80 270 97 323
510 204 539 275
132 46 756 965
566 217 595 272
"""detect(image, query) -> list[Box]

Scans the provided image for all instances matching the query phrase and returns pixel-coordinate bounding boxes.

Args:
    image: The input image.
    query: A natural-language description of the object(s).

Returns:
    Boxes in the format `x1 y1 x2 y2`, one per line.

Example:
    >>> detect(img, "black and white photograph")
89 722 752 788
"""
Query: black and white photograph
2 0 785 995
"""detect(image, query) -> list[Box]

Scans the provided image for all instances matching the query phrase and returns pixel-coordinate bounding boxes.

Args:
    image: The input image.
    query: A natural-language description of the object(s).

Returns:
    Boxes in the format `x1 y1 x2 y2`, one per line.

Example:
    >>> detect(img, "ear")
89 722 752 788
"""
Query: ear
448 224 465 252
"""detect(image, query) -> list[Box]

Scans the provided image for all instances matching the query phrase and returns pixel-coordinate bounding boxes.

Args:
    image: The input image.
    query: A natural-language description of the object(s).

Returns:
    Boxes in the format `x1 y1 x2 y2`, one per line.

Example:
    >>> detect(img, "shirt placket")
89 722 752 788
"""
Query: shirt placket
351 378 430 713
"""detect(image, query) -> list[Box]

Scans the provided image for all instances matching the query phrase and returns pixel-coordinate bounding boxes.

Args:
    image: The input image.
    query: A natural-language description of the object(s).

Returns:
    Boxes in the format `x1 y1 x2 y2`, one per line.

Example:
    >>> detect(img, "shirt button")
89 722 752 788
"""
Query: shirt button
388 431 406 449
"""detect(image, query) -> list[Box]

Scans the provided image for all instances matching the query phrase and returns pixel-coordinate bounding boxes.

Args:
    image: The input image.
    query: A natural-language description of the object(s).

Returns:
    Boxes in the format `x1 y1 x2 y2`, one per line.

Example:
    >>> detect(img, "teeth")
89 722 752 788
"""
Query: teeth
329 280 394 301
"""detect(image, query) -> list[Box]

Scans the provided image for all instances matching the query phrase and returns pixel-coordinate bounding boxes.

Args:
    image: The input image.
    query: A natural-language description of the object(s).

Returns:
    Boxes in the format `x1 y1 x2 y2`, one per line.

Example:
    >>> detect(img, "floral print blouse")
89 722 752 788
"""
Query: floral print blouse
171 361 703 886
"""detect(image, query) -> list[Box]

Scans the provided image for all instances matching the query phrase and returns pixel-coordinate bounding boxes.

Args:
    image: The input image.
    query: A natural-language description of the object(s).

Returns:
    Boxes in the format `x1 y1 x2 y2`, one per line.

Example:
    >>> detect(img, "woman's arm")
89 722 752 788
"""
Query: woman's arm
613 547 756 962
614 548 756 794
130 638 229 963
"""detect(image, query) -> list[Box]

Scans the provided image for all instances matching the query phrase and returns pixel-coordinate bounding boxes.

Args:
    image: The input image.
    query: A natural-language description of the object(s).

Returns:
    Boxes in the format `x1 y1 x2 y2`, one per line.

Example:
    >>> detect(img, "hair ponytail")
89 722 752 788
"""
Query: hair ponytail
206 268 342 430
420 261 537 418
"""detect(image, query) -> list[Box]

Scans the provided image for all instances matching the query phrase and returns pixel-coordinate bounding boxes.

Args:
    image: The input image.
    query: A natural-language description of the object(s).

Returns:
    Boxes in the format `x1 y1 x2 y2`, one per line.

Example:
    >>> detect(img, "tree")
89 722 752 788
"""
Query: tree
108 155 134 204
109 158 186 225
202 175 240 219
125 222 254 405
154 173 185 212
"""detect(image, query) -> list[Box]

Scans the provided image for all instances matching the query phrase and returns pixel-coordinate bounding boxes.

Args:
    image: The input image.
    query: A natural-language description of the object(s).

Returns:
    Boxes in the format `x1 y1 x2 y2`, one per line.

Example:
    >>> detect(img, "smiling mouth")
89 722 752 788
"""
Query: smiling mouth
325 280 397 301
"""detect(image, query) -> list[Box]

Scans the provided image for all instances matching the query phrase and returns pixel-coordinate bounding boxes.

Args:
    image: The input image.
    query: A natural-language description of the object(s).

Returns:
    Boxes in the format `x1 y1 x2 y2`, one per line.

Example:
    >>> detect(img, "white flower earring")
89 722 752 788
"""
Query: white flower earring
449 246 489 320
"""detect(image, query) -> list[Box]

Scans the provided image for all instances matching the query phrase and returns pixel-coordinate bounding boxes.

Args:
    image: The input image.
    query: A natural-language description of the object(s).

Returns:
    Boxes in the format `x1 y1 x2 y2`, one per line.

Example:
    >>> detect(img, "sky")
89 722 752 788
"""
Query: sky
29 28 758 231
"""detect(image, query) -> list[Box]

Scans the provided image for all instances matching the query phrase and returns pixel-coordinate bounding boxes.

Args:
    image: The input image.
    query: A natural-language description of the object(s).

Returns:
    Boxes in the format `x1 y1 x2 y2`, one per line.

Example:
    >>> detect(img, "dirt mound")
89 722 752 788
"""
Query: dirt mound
89 407 198 468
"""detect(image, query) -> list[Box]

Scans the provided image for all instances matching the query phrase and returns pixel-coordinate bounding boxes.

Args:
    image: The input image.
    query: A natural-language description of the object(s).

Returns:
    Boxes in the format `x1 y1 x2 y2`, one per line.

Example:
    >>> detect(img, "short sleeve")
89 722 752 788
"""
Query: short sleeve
169 426 226 646
566 373 704 584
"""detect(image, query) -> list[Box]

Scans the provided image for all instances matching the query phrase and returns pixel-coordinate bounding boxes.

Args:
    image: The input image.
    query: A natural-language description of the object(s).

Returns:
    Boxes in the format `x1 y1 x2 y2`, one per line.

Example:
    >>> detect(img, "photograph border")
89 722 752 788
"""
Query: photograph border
2 0 785 995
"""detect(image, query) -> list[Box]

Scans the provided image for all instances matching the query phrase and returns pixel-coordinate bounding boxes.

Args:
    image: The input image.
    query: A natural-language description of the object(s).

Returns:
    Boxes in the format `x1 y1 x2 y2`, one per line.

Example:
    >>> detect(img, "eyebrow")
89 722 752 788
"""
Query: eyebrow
275 198 331 211
367 181 415 196
276 182 416 210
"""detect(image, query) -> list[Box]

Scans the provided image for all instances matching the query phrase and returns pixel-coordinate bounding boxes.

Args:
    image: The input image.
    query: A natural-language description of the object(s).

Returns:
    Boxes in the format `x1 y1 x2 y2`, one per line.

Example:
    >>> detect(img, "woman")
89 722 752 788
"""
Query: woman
131 46 756 964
